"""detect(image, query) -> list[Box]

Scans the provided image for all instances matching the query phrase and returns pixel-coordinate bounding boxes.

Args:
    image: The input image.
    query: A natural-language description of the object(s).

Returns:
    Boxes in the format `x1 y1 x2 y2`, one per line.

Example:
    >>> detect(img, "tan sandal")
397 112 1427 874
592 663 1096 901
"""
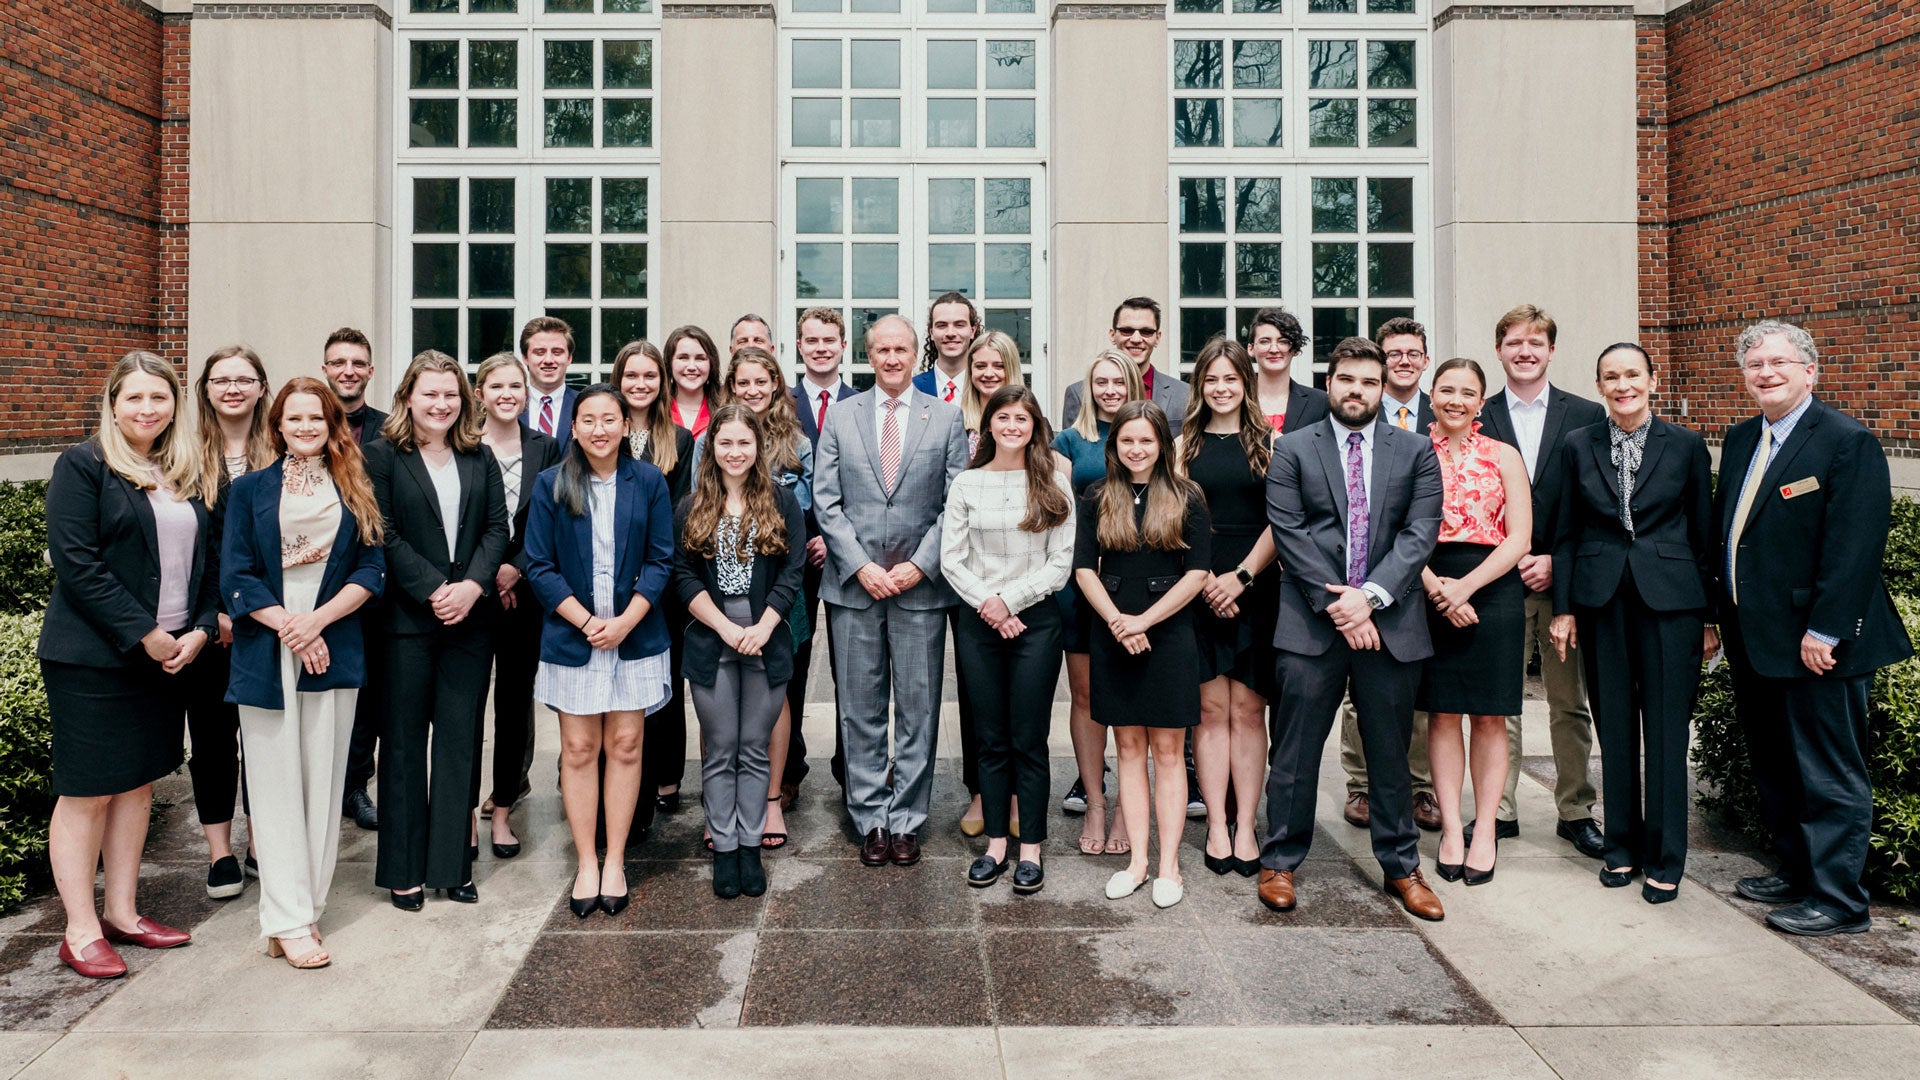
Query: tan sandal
1078 801 1107 855
267 935 330 969
1104 802 1131 855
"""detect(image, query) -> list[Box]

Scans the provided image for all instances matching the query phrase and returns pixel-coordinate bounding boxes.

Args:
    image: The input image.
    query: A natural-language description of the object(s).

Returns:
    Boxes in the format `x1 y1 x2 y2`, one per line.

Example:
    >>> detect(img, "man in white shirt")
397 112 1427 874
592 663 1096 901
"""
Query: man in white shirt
788 306 857 794
519 315 578 451
913 291 980 405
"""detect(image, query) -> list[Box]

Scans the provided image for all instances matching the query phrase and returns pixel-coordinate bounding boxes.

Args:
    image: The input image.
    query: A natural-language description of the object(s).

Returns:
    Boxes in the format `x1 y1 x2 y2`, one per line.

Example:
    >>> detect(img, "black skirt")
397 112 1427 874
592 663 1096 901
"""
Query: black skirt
1417 542 1524 716
43 656 188 797
1088 571 1202 729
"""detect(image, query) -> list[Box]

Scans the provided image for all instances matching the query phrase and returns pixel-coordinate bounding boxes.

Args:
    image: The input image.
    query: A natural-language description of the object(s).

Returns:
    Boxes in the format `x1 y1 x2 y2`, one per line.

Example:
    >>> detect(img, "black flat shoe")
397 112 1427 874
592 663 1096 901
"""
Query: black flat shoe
656 791 681 814
1463 862 1495 886
967 853 1008 887
390 888 424 912
444 881 479 904
1642 881 1678 905
1463 817 1520 843
1600 866 1638 888
1012 859 1045 894
738 847 767 897
1203 850 1235 876
1434 861 1465 883
569 894 599 919
1735 873 1807 905
492 842 521 859
600 892 630 917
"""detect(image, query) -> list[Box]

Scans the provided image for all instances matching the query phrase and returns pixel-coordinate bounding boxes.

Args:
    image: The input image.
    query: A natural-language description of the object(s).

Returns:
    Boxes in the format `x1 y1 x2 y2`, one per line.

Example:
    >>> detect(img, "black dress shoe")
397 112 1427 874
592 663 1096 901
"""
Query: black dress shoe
1012 859 1045 894
1736 873 1807 905
1463 817 1519 844
1434 861 1464 883
1600 866 1638 888
656 791 681 814
1765 901 1870 937
243 850 260 878
1641 880 1678 905
738 847 767 897
859 828 892 867
1463 862 1495 887
967 854 1007 887
600 892 631 917
713 849 742 899
344 788 379 831
493 841 521 859
390 888 424 912
444 881 479 903
1555 818 1606 859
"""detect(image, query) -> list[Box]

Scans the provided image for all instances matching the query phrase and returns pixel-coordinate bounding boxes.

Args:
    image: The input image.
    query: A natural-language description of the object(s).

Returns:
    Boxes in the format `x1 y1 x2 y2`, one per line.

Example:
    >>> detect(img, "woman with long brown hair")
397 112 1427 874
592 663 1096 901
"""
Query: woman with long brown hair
665 325 722 438
221 377 386 968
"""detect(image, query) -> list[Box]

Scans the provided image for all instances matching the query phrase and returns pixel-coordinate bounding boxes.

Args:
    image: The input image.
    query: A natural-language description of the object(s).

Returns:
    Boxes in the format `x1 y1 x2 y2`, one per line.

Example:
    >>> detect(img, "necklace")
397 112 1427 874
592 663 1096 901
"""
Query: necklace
1131 482 1149 506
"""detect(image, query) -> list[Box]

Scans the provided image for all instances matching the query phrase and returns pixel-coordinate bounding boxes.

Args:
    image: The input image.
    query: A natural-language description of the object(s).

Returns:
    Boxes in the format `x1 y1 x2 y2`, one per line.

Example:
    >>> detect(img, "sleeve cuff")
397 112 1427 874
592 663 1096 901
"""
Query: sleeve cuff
1807 629 1840 647
1360 581 1393 609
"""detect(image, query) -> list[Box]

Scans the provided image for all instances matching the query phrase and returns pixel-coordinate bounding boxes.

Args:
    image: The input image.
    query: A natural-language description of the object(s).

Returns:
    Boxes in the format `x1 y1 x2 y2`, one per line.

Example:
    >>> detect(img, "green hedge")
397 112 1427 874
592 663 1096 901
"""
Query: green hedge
0 611 52 911
0 481 52 615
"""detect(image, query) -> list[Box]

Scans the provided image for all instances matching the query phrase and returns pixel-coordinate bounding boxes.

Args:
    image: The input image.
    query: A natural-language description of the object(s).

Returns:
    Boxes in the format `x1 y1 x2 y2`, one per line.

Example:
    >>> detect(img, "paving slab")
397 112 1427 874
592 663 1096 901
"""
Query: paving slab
984 928 1240 1026
487 930 756 1029
15 1032 474 1080
1207 927 1500 1025
0 1034 55 1080
742 929 990 1026
996 1025 1558 1079
1519 1024 1920 1080
453 1028 1003 1080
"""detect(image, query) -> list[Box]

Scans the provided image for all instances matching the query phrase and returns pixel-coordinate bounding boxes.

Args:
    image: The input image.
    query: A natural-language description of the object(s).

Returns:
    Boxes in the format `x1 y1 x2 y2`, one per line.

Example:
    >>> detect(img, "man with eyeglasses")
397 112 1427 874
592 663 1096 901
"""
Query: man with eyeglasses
1337 317 1441 833
322 327 386 447
1060 297 1189 428
1717 320 1910 937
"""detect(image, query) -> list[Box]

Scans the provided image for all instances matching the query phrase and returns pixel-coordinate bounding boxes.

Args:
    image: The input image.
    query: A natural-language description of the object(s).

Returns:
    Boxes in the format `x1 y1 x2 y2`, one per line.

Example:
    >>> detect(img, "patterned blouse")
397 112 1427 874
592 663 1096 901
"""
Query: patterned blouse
713 514 756 596
280 455 343 569
1431 422 1508 547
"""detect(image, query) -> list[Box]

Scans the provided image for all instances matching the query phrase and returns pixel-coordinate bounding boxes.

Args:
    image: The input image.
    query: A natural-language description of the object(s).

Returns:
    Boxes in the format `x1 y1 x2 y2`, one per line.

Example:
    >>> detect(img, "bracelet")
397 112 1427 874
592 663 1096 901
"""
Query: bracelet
576 614 592 630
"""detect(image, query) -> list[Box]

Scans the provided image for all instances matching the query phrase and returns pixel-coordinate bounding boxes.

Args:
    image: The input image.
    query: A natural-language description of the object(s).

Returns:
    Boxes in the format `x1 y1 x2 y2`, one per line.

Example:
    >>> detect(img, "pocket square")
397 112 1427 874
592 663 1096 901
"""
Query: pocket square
1780 476 1821 499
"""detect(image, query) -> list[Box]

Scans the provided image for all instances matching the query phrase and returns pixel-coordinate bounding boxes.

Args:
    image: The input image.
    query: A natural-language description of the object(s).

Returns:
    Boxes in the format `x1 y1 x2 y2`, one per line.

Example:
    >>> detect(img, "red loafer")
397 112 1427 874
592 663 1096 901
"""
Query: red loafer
102 916 191 950
59 937 128 979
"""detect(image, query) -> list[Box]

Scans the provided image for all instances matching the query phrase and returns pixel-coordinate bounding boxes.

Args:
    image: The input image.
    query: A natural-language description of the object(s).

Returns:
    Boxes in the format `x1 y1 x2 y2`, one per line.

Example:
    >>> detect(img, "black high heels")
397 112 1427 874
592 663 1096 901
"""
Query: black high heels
570 871 600 919
1204 850 1235 876
1463 862 1495 886
600 892 631 916
1434 861 1465 883
493 841 521 859
390 887 424 912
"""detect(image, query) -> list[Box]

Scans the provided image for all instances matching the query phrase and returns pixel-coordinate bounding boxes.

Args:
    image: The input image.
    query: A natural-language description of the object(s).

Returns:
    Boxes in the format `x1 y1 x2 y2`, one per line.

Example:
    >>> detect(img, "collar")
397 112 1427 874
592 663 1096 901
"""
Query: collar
1384 389 1420 413
1141 365 1156 395
531 384 565 402
877 386 912 408
803 375 845 398
1508 383 1551 411
1761 392 1814 434
1330 414 1378 447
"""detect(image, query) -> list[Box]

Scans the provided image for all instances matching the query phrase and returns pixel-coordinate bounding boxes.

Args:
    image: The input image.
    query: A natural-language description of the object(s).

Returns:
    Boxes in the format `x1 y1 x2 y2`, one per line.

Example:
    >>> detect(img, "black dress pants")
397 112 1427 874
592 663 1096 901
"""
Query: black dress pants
377 624 490 889
954 603 1061 841
949 607 982 797
483 588 541 809
344 624 385 796
184 637 245 826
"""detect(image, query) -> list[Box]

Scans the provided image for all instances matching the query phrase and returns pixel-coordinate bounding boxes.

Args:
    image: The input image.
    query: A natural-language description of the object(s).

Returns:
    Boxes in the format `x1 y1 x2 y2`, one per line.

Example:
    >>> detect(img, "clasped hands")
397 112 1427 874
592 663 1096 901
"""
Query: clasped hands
721 619 776 657
1323 584 1382 651
430 579 485 625
142 625 209 674
1201 571 1246 619
1425 575 1479 628
979 595 1028 640
857 560 923 600
1107 611 1151 655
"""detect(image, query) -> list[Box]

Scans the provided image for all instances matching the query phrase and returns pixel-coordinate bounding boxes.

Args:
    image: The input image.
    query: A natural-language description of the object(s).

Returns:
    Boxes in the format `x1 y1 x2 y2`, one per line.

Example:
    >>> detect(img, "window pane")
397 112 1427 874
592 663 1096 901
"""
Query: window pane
984 244 1030 300
983 307 1031 357
986 0 1034 11
409 100 457 147
468 99 518 147
469 40 518 90
606 0 652 10
1312 306 1358 365
1367 177 1412 233
546 242 591 299
1180 242 1227 298
1311 242 1357 298
410 41 459 90
1368 0 1414 10
928 178 975 234
1174 0 1223 11
1307 40 1357 90
412 0 457 12
603 308 648 363
985 99 1035 147
1237 242 1283 296
793 40 842 89
414 178 459 233
470 309 516 366
546 178 593 233
604 99 652 147
471 0 518 9
1180 307 1227 367
852 0 899 9
1234 0 1283 11
546 307 591 376
1368 40 1415 89
850 97 901 147
851 243 899 298
851 178 899 233
1173 41 1223 91
927 99 976 147
1179 178 1225 233
603 178 648 232
927 40 976 90
1233 98 1283 148
985 40 1035 90
929 0 972 10
1368 98 1416 147
1235 177 1282 233
1174 98 1222 148
545 98 594 147
545 40 593 89
1368 242 1413 297
412 308 457 359
793 0 837 10
850 40 900 89
984 178 1031 234
412 243 458 299
928 244 975 296
1308 0 1355 11
470 178 515 232
1311 177 1356 232
1233 41 1282 89
1307 98 1356 147
604 41 652 90
603 243 648 299
791 99 841 147
470 243 515 298
796 178 844 234
796 242 843 299
1368 306 1414 337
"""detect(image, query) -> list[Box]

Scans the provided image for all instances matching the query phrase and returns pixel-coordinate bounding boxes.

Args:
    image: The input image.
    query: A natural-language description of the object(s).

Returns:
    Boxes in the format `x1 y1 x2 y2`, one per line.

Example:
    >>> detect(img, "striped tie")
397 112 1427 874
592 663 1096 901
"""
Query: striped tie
880 396 902 491
538 395 555 435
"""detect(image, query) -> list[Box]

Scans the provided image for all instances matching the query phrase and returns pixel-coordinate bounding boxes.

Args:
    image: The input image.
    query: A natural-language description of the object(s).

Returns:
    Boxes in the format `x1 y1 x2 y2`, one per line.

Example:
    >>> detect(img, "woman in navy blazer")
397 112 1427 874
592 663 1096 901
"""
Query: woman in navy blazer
525 385 676 917
221 378 385 968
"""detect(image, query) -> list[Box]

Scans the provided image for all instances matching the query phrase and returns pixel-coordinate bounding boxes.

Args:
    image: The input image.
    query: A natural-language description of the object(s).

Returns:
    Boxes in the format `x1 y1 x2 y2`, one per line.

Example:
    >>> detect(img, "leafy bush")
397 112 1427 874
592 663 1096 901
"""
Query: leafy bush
0 612 52 912
1886 496 1920 598
0 481 52 615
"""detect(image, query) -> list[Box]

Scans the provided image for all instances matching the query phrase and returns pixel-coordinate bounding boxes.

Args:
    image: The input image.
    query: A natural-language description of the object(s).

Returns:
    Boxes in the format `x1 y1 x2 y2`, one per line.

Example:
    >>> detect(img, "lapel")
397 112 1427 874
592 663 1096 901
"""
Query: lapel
120 469 160 564
1538 390 1574 483
895 389 935 485
613 459 638 582
1718 416 1763 538
1589 425 1621 504
254 459 288 599
1750 398 1823 524
1632 419 1670 514
1313 421 1350 522
1369 422 1400 530
1480 392 1515 449
452 449 485 559
849 393 883 490
399 449 442 531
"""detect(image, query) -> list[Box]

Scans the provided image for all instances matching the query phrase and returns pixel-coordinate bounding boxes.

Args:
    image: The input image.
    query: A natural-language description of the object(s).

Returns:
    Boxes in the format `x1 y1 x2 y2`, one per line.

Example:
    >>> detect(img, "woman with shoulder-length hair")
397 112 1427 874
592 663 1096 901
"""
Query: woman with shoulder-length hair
221 377 386 968
943 384 1075 894
525 385 676 917
40 351 217 978
1550 343 1718 904
1179 335 1277 879
364 350 510 910
1075 399 1211 910
664 325 723 438
675 404 807 898
186 344 276 899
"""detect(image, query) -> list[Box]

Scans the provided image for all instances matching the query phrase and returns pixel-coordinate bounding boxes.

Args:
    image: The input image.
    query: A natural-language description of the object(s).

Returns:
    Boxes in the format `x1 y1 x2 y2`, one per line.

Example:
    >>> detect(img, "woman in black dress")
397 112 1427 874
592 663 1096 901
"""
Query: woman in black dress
1076 400 1211 910
1180 336 1275 879
41 351 217 978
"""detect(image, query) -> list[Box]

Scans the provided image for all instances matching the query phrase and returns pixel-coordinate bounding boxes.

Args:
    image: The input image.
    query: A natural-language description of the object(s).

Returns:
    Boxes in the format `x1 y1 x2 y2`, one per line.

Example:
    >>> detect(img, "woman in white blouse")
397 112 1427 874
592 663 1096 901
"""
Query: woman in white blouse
940 384 1077 895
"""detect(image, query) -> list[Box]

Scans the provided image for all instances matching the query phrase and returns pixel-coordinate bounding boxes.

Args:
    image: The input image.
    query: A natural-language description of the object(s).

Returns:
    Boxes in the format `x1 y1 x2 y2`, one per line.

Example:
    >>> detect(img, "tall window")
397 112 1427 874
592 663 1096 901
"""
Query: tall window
1168 0 1426 380
398 2 660 382
780 1 1047 388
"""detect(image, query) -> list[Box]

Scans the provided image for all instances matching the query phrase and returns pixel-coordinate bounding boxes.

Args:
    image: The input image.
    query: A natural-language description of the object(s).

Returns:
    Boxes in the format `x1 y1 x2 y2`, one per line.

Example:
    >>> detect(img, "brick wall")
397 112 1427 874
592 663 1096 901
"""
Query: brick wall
0 0 171 454
1641 0 1920 451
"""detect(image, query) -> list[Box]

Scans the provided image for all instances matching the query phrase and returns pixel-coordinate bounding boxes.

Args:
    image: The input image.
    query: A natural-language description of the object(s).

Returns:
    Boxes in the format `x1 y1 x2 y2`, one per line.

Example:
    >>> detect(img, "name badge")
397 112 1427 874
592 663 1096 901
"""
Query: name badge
1780 476 1821 500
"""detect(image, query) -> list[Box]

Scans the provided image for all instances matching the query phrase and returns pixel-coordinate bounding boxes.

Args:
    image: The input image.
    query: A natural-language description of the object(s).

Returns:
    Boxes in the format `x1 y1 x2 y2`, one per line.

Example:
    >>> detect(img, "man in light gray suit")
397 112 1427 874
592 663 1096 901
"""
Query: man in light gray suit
814 314 971 867
1060 297 1189 427
1255 336 1446 922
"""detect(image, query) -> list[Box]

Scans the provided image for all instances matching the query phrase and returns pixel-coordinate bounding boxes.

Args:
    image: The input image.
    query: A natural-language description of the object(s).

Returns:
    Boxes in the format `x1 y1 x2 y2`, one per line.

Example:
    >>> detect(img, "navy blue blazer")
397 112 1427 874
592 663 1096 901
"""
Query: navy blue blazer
912 366 965 404
521 385 579 451
524 455 676 666
794 381 857 448
220 458 388 709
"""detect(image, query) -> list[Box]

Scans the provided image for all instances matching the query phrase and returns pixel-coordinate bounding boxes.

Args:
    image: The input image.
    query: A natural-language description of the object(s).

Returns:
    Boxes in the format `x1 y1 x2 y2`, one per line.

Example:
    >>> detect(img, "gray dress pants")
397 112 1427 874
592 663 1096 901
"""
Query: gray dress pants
691 596 788 852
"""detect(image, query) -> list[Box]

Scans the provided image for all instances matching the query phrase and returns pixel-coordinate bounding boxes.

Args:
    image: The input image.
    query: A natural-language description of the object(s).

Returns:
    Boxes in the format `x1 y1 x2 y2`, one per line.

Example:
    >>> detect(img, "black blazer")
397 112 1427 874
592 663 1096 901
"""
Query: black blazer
495 429 565 577
348 404 389 447
1551 417 1715 618
624 424 696 507
364 438 511 636
38 440 220 668
795 381 858 448
1714 395 1912 680
1480 386 1607 555
672 487 808 689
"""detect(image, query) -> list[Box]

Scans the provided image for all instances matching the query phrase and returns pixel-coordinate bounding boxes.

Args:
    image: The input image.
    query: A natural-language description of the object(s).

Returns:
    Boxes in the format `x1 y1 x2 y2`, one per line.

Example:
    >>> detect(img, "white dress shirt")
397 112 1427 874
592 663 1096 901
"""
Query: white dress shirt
802 375 849 422
1328 414 1395 609
1507 383 1552 479
873 385 913 447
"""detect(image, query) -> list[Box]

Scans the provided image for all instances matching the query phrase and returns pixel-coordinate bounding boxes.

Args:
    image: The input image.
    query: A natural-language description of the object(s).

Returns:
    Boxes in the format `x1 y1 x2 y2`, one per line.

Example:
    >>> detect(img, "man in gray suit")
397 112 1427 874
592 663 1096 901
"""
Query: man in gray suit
1256 336 1446 922
814 314 970 867
1060 297 1190 427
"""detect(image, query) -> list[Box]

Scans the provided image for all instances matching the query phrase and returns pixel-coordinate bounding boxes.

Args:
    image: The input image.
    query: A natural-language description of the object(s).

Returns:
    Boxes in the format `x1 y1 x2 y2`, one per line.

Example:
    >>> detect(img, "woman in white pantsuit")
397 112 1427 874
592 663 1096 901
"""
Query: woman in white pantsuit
221 377 386 968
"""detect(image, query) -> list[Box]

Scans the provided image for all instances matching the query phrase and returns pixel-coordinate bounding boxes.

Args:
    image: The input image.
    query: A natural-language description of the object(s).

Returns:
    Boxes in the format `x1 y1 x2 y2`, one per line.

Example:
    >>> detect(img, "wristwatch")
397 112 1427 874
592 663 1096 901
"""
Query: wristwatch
1365 590 1388 610
1233 565 1255 588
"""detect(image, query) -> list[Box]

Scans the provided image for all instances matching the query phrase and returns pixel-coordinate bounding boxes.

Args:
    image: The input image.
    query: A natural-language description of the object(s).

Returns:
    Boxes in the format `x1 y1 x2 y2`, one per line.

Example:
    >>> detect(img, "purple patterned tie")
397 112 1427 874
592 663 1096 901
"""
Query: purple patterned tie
1345 431 1368 588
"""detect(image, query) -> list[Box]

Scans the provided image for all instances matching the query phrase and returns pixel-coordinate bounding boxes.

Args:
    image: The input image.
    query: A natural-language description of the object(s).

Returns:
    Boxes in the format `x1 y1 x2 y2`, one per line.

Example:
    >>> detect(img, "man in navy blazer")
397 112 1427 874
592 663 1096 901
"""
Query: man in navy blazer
519 316 579 451
322 325 388 829
1257 337 1445 922
911 291 981 406
1717 320 1912 937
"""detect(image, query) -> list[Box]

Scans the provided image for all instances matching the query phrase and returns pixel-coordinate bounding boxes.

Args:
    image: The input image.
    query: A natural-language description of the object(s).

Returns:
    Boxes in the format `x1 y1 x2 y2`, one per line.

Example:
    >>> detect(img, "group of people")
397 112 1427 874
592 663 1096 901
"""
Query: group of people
37 292 1907 980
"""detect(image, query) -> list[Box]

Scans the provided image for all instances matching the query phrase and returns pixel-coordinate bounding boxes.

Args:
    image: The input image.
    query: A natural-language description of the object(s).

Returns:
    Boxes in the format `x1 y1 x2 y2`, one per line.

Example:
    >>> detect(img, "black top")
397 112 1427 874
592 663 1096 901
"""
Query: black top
1479 388 1607 555
671 487 808 688
1551 417 1715 618
364 438 511 635
1073 483 1212 597
347 403 390 447
625 425 696 506
1188 432 1267 573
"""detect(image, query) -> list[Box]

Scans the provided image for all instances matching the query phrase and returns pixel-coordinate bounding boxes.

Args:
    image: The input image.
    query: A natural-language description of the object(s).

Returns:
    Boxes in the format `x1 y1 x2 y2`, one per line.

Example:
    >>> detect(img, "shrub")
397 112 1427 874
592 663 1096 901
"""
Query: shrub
0 611 52 912
0 481 52 615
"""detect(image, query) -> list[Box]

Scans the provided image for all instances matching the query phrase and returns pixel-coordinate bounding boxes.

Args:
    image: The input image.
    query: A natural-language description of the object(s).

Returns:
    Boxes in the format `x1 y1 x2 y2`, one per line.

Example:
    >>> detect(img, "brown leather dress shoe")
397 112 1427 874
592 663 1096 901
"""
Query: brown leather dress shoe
888 833 922 866
1257 868 1296 912
860 828 892 866
1384 868 1445 921
1412 792 1442 832
1343 791 1370 828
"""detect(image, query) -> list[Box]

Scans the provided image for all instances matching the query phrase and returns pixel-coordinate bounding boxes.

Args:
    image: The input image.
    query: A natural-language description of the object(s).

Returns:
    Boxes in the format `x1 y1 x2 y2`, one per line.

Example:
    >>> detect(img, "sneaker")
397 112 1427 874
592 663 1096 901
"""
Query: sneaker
1185 769 1206 819
243 850 260 878
205 856 245 900
1062 777 1089 815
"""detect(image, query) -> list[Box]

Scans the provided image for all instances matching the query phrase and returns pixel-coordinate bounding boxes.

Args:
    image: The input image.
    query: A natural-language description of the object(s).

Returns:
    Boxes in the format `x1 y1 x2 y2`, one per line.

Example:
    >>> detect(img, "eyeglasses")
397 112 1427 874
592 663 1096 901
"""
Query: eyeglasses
1112 327 1159 339
323 359 372 371
209 377 262 390
1384 350 1427 362
1741 357 1810 374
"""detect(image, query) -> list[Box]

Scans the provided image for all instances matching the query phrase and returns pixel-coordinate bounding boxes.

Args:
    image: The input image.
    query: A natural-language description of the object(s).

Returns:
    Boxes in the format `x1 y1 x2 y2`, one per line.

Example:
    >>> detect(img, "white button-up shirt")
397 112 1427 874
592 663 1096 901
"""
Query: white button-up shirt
1507 383 1552 479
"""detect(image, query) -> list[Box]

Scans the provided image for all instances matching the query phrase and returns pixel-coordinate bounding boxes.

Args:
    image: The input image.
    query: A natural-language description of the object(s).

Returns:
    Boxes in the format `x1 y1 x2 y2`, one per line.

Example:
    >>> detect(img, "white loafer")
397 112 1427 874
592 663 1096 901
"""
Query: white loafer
1151 877 1184 909
1105 870 1147 900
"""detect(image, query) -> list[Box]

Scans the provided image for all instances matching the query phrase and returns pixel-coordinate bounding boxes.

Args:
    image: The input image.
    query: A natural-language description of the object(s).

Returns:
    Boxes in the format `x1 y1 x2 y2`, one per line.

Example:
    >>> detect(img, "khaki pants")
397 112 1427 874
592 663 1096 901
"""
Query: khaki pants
1340 696 1433 798
1498 589 1596 823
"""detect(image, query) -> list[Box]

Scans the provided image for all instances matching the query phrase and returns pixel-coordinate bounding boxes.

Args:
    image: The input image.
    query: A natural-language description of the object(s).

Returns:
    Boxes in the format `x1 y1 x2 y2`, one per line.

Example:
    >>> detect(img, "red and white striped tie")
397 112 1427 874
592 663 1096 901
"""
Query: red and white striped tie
880 397 902 490
538 395 555 435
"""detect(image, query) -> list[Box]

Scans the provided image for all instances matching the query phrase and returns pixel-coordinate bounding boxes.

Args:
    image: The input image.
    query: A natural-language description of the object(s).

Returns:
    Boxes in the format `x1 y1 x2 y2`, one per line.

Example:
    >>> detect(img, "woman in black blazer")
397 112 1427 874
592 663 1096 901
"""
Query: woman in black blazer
475 353 563 858
673 404 806 899
1549 343 1718 904
364 350 510 910
221 377 385 968
39 351 217 978
1246 307 1330 435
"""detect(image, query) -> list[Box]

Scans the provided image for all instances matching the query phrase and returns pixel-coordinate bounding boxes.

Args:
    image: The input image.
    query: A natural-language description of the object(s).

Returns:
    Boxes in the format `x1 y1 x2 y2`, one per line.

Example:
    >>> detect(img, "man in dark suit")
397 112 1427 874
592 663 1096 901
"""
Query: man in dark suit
1717 320 1912 936
1257 337 1445 921
519 315 579 451
323 326 386 830
1472 304 1608 856
912 291 981 405
1060 297 1189 427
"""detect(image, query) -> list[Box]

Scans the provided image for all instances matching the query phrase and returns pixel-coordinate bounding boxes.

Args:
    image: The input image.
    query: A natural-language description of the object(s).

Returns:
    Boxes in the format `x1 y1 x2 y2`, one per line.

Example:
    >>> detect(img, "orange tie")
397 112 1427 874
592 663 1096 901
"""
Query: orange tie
1396 405 1411 431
